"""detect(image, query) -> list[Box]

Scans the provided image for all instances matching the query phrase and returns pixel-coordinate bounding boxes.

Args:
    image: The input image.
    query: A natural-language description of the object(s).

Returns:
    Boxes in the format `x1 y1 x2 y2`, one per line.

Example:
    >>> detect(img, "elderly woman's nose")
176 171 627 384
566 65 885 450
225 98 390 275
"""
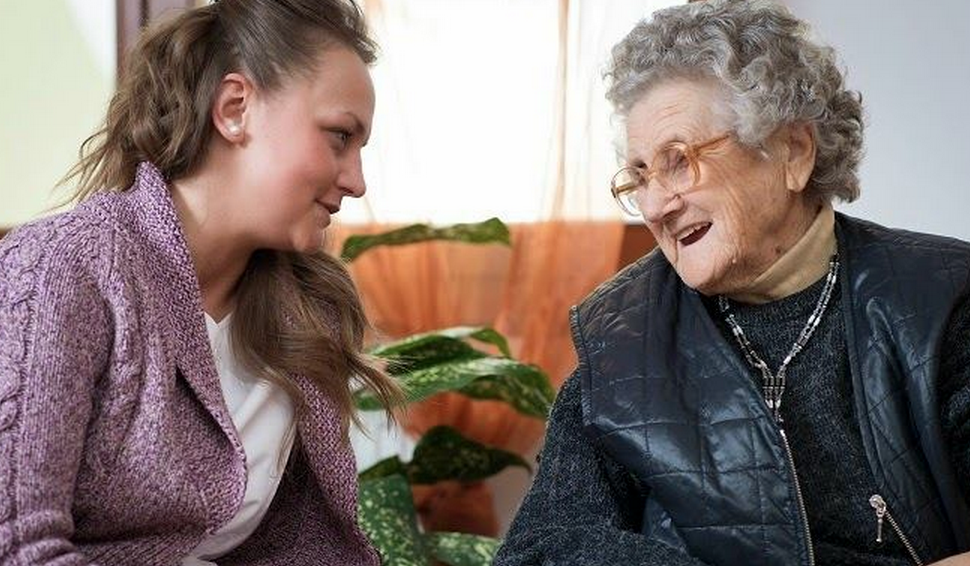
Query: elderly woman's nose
640 188 684 223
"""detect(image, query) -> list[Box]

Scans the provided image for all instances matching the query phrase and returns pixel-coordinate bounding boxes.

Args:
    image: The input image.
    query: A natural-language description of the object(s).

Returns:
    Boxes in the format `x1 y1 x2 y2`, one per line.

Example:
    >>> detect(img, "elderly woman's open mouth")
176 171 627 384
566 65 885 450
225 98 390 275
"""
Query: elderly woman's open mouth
677 222 712 246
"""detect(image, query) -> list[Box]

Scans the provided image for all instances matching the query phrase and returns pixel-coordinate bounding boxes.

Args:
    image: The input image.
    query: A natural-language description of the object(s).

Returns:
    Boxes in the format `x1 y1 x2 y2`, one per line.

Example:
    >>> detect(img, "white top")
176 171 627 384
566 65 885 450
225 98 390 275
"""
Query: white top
181 313 296 566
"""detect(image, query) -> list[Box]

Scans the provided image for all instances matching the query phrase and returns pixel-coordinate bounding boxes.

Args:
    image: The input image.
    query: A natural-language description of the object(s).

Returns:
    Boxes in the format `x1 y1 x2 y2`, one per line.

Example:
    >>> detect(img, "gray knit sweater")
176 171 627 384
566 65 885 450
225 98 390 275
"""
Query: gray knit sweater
494 279 970 565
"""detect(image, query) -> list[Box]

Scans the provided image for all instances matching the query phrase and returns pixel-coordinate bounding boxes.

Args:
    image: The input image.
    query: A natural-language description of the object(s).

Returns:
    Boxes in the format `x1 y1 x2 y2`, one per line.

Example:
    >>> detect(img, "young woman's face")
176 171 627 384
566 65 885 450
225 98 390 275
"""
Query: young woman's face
238 46 375 253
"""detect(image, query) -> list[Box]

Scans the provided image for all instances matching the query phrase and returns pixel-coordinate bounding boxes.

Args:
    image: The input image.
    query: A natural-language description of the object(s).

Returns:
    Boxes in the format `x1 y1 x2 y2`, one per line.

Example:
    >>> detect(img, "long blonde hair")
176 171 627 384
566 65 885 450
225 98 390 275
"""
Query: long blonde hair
62 0 401 433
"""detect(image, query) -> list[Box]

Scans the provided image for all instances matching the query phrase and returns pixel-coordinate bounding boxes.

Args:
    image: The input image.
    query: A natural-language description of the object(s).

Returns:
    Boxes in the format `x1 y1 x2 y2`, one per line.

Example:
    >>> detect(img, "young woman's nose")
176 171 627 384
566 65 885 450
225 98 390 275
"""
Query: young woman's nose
338 151 366 198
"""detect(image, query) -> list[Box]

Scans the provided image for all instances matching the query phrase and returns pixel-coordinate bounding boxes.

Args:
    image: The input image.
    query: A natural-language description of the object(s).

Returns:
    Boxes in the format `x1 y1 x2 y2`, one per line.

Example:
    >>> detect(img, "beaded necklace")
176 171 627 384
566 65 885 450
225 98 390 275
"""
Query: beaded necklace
717 254 840 423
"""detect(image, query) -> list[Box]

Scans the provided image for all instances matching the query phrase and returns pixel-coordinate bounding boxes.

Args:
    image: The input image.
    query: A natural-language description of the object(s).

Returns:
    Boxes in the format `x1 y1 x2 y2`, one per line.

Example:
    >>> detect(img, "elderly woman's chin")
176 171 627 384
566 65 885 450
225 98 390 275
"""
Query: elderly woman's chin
670 257 732 296
657 233 740 296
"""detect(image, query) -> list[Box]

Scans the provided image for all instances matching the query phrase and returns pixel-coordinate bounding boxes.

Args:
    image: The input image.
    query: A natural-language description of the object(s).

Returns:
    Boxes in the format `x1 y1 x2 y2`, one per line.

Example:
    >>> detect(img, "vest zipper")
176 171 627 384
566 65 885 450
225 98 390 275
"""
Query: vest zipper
779 427 815 566
869 494 924 565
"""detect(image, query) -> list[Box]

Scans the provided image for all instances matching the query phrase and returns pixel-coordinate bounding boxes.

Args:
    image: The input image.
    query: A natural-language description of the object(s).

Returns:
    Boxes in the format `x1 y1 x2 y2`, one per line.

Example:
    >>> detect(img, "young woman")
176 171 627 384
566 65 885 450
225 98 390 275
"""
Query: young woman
0 1 399 564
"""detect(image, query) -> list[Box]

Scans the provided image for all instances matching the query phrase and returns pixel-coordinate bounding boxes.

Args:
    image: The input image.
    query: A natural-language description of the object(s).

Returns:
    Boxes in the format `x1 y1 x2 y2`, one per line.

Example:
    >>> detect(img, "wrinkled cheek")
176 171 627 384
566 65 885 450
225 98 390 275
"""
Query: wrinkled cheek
718 192 754 264
647 223 679 266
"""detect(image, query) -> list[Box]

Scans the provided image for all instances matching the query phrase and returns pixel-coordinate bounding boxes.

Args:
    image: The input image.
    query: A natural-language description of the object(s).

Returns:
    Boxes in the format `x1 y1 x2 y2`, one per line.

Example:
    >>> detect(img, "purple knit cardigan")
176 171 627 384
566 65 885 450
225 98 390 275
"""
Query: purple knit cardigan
0 163 380 565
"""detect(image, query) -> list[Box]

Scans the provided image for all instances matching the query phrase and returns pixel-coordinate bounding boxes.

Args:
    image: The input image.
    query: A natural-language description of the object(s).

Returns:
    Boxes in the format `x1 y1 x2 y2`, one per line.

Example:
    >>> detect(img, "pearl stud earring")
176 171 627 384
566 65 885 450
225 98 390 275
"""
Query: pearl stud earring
227 123 242 136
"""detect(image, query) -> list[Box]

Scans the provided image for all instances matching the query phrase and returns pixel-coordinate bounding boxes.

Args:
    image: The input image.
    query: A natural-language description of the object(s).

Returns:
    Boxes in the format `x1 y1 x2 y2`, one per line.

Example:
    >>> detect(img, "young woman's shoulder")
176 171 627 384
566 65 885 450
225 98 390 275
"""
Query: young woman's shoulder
0 198 120 304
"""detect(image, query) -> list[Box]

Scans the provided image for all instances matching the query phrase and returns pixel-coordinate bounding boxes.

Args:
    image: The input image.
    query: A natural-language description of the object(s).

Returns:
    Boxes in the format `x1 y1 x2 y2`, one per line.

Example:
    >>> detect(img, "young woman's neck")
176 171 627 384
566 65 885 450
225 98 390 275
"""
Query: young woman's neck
170 165 253 322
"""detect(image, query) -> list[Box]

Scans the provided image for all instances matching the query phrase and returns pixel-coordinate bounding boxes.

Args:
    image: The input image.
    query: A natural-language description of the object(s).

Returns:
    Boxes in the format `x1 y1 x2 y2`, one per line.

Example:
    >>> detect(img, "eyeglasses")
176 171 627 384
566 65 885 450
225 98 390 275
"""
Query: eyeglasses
610 133 732 217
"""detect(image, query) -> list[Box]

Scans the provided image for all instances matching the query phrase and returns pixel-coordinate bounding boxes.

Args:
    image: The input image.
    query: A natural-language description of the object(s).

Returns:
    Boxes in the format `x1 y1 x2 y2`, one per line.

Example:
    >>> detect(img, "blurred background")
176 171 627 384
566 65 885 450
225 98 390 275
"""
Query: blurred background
3 0 969 234
2 0 968 538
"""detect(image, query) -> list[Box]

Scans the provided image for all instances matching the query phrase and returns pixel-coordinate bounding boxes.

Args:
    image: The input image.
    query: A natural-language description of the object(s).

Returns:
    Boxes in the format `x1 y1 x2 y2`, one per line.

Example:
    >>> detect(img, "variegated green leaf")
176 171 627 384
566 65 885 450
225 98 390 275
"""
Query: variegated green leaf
353 357 485 410
354 357 551 416
457 363 555 419
358 455 409 483
370 327 512 359
371 334 486 375
357 475 430 566
407 426 530 484
435 326 512 358
424 532 501 566
341 218 511 262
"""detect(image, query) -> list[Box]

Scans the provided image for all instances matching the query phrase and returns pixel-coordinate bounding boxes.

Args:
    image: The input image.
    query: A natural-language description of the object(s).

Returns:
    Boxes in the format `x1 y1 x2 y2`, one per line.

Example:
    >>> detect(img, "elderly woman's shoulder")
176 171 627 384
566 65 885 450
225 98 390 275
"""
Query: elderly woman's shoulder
840 214 970 253
574 247 674 318
838 214 970 273
837 214 970 304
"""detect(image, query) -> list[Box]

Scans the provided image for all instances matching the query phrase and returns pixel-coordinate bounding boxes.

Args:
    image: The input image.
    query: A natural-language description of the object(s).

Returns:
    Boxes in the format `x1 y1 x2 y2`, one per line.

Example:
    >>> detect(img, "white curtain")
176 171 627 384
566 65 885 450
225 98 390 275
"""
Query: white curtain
341 0 683 226
349 0 683 475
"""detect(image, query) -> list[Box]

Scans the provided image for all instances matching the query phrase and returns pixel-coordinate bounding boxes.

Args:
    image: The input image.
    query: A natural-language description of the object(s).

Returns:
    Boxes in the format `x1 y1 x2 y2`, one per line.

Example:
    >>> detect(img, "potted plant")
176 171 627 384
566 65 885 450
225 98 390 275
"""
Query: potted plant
342 219 555 566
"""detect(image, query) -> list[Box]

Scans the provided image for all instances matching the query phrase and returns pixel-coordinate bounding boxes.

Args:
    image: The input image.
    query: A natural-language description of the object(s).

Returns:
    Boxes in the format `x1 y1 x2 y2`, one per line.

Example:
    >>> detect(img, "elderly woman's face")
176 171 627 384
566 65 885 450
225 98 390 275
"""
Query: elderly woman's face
625 78 816 295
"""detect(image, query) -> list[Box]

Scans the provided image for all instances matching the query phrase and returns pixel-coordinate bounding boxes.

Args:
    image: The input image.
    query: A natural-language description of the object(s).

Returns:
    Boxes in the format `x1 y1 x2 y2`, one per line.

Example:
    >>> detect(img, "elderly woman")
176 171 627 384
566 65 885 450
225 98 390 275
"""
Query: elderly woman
494 1 970 565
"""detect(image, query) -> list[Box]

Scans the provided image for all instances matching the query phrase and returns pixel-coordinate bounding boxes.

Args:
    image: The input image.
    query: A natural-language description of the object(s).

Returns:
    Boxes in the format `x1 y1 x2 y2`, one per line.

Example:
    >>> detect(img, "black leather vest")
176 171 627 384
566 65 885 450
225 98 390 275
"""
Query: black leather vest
571 214 970 565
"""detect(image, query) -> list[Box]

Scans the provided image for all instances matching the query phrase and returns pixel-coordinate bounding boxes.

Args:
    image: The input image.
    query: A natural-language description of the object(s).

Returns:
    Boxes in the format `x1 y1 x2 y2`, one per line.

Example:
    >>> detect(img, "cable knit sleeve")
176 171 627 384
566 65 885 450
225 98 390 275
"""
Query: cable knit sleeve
941 290 970 505
493 372 710 566
0 220 112 565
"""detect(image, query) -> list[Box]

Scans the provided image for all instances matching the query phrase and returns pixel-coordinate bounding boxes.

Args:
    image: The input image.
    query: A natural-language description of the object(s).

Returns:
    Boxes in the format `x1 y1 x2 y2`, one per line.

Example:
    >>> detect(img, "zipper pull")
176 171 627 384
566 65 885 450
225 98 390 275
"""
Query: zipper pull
869 494 887 543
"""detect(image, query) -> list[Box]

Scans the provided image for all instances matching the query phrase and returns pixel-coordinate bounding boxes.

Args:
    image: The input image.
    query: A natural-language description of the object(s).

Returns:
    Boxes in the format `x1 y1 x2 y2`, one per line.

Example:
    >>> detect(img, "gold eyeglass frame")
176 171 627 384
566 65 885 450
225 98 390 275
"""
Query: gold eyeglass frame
610 133 732 216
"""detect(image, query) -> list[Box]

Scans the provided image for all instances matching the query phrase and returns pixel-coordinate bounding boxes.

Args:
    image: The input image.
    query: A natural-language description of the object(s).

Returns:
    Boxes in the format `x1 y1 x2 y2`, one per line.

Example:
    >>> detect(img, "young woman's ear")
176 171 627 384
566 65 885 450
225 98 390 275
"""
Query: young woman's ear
212 72 253 143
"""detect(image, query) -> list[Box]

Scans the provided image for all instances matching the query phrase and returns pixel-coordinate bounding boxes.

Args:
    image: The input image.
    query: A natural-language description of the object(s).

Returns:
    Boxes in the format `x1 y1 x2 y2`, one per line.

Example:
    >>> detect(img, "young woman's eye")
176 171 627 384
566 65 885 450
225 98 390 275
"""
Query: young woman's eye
328 129 352 149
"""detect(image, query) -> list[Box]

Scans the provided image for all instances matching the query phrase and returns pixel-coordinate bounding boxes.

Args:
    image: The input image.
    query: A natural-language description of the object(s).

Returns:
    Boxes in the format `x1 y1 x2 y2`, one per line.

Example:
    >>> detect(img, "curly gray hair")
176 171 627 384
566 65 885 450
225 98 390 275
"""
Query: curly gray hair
606 0 864 203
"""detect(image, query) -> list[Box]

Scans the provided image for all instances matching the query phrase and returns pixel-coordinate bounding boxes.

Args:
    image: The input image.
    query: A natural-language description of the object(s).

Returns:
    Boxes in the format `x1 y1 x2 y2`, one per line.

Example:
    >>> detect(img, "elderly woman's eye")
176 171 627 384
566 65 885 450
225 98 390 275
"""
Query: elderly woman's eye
652 147 692 190
657 147 688 173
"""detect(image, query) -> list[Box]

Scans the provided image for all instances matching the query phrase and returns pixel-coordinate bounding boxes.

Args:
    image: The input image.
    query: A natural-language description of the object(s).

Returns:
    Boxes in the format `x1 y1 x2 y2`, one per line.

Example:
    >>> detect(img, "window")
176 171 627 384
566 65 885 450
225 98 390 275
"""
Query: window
344 0 683 224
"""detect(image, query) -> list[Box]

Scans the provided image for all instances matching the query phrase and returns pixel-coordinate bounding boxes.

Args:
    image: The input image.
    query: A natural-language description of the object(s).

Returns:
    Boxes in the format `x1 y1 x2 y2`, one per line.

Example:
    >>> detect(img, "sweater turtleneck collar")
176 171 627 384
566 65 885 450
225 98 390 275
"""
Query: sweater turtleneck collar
727 203 836 305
